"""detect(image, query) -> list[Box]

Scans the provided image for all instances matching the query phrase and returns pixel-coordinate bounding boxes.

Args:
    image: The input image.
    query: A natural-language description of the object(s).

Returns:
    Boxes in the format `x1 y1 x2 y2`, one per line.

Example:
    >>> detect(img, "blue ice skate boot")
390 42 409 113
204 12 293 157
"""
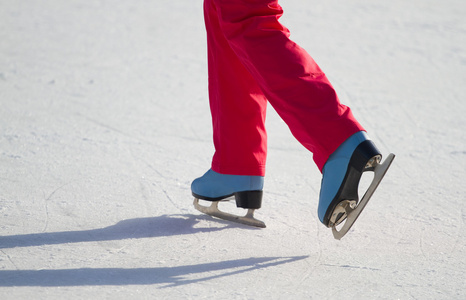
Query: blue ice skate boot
191 169 264 209
318 131 382 227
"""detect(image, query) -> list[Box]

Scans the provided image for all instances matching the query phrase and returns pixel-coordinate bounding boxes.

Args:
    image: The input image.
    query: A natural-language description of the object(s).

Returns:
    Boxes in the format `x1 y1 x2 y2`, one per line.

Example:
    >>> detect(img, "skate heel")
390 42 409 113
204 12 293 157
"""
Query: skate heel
234 190 263 209
351 140 382 172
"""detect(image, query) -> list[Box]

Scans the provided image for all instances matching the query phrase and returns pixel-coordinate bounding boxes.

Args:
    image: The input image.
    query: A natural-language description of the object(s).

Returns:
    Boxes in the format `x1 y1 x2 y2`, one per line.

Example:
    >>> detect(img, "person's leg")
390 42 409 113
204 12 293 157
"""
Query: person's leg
212 0 365 171
205 0 268 177
191 0 267 204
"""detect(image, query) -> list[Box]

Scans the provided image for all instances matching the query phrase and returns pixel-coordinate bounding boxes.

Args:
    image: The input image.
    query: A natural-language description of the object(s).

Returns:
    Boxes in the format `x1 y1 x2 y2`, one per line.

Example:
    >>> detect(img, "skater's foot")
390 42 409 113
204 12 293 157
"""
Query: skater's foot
318 131 382 227
192 169 265 227
191 169 264 208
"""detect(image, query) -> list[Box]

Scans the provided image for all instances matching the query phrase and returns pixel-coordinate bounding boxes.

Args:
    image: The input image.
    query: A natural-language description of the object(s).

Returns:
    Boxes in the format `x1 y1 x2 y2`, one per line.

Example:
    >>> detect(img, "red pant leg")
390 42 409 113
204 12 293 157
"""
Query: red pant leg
205 0 268 176
206 0 365 173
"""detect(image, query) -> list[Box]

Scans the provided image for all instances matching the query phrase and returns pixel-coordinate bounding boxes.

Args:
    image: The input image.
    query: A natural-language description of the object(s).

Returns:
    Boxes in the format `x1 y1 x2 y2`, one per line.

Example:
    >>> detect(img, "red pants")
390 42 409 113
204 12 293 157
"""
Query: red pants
205 0 365 176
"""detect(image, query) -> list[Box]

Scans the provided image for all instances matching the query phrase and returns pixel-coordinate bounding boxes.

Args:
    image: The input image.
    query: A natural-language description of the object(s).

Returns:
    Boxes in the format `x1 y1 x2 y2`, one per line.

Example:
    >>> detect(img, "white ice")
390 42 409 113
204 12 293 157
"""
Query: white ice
1 0 465 299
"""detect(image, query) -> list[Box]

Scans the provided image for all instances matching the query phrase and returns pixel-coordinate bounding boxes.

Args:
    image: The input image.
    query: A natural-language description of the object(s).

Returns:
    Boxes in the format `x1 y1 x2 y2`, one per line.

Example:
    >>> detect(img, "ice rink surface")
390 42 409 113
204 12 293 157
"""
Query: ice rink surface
1 0 465 299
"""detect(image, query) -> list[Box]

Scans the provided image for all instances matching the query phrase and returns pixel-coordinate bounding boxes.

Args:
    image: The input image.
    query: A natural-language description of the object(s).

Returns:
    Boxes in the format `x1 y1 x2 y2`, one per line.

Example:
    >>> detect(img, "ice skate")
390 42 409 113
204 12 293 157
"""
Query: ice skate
318 132 395 239
192 169 266 228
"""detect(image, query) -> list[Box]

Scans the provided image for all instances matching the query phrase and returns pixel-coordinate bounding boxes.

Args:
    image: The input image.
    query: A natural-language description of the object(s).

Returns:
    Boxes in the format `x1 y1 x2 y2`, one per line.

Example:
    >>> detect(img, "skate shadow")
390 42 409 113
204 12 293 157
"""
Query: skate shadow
0 214 252 249
0 255 308 287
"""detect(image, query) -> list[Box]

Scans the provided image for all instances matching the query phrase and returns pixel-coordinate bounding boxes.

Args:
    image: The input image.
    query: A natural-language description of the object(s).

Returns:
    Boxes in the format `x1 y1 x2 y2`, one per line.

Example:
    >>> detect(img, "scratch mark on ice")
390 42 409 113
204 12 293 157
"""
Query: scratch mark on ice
0 250 19 270
42 183 69 233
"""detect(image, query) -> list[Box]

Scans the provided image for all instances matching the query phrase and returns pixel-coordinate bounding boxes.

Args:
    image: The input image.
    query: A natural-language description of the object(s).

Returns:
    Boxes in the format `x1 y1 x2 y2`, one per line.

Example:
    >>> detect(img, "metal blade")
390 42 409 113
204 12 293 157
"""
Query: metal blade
194 198 266 228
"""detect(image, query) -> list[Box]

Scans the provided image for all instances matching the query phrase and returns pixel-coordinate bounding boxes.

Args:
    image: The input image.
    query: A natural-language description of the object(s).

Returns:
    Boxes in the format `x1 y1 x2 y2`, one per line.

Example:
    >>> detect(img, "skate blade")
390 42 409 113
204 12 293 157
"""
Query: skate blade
332 153 395 240
193 198 266 228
